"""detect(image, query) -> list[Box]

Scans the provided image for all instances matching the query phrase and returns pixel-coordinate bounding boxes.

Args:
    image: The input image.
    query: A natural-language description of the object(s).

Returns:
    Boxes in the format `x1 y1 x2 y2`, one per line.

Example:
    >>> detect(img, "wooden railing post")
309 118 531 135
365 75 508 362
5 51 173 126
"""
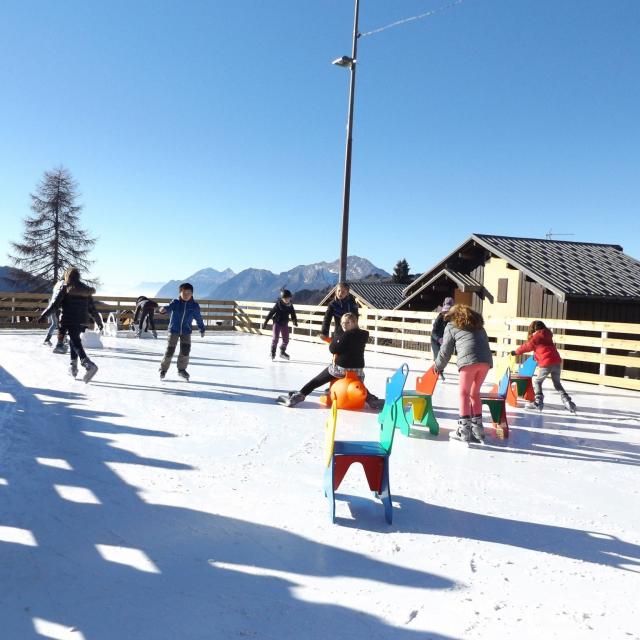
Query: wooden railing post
600 331 608 377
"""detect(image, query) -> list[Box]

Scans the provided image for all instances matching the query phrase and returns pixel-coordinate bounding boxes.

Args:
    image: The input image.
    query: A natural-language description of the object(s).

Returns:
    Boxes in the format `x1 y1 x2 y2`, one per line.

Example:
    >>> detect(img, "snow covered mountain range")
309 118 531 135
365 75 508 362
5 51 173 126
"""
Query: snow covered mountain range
155 257 389 301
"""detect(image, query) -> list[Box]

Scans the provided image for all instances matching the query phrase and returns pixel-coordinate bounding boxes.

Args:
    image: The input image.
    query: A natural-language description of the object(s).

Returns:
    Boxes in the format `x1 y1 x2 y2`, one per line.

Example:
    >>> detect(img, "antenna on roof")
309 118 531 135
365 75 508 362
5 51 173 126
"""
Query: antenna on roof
545 229 575 240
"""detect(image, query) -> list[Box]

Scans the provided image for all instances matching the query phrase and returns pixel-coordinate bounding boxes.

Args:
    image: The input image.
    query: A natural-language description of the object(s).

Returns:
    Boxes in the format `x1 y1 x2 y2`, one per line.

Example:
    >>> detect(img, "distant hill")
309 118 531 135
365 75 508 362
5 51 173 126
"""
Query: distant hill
0 266 49 293
155 268 235 298
155 257 390 302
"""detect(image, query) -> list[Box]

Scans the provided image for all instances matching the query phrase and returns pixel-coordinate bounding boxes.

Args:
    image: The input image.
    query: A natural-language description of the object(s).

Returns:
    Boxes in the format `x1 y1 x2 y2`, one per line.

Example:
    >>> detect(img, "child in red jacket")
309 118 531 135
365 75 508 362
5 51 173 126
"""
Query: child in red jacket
511 320 576 413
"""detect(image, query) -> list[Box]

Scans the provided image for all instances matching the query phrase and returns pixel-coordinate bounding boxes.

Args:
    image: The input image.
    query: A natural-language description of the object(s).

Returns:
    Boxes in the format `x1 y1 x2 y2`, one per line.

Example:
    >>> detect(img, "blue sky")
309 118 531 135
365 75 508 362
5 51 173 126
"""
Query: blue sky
1 0 638 293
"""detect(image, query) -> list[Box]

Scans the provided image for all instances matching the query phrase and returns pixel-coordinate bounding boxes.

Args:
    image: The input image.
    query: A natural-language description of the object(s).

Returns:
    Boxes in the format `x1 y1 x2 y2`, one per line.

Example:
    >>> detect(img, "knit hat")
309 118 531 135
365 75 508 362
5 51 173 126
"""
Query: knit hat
281 289 292 298
441 296 454 312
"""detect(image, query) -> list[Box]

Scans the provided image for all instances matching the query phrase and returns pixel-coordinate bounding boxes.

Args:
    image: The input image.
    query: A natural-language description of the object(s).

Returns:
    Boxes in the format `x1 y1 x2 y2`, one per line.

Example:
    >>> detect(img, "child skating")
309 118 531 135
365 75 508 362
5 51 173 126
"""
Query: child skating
39 267 103 383
434 304 493 443
278 313 383 409
511 320 576 413
158 282 205 380
262 289 298 360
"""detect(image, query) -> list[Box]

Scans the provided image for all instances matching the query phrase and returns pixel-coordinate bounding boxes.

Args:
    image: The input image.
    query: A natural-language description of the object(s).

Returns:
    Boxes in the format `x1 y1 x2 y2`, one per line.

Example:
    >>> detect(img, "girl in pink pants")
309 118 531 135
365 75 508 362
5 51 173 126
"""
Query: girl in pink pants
433 304 494 443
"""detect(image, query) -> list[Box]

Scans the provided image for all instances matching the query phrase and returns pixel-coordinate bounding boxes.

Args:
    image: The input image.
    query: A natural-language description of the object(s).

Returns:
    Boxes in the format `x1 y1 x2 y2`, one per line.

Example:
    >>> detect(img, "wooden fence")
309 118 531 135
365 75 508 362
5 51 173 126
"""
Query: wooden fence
234 300 640 392
2 292 639 391
0 292 235 329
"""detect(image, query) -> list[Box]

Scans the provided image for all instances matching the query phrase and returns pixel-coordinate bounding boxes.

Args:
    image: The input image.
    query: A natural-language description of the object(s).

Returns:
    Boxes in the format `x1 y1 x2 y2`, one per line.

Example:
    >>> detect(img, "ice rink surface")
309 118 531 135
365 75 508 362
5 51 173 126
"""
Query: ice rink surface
1 329 639 639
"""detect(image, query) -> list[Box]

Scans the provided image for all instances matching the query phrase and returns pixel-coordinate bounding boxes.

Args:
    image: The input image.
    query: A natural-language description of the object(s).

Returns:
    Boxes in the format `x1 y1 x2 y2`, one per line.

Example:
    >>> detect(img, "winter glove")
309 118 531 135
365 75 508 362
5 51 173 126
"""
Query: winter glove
510 350 516 356
200 329 205 338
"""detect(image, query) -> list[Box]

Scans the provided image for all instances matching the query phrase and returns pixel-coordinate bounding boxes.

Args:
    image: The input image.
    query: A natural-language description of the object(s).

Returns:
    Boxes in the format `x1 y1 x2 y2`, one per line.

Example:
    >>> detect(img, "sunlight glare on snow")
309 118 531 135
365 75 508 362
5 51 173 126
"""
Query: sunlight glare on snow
36 458 73 470
54 485 101 504
0 525 37 546
32 617 86 640
95 544 161 573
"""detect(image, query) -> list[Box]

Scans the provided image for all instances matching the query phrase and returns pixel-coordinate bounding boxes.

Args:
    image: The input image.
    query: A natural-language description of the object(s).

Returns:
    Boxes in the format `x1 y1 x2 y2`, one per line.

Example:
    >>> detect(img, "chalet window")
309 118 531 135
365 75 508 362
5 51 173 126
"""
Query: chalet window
497 278 508 303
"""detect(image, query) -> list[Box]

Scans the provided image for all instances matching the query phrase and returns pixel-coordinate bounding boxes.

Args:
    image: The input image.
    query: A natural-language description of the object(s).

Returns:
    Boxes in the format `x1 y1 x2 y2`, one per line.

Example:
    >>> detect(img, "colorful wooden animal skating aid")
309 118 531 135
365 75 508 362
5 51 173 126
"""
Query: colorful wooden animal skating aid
323 364 409 524
479 366 516 439
401 365 440 435
510 355 537 403
319 370 368 410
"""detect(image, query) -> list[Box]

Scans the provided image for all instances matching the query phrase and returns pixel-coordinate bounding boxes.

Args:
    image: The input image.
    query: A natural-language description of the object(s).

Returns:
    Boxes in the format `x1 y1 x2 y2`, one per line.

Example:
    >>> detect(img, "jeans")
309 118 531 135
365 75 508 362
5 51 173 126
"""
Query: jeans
533 364 567 401
46 313 58 341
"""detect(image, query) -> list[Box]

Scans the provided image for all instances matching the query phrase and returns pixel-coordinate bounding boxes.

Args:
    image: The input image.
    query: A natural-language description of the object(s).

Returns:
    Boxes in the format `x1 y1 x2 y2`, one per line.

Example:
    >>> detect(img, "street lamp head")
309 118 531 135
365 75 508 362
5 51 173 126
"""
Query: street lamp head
332 55 354 68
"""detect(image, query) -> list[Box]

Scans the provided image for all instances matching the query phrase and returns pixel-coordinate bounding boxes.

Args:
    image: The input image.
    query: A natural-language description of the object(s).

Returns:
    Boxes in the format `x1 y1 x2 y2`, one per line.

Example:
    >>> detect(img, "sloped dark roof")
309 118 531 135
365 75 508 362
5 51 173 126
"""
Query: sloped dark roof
398 269 482 309
406 234 640 302
320 282 406 309
473 234 640 300
350 282 406 309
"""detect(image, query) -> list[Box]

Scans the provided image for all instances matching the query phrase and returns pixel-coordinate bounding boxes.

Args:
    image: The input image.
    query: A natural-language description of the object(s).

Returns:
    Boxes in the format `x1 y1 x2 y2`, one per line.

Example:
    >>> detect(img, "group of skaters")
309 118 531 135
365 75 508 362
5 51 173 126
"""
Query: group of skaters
270 284 577 446
39 269 577 437
40 269 205 383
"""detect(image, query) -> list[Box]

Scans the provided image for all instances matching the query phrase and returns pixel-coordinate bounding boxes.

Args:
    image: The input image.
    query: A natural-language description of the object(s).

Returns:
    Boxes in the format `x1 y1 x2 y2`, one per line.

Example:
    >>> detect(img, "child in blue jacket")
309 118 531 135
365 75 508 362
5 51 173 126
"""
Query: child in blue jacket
158 282 205 380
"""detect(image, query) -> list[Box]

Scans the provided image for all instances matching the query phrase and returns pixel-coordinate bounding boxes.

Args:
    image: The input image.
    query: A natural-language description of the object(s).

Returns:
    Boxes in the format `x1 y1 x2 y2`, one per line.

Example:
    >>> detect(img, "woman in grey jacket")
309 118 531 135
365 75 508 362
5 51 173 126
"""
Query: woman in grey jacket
434 304 493 443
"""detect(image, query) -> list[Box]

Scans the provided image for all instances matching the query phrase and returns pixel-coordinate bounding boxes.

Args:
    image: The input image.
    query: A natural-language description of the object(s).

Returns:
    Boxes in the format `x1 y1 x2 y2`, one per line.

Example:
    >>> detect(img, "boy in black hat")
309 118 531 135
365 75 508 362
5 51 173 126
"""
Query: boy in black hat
263 289 298 360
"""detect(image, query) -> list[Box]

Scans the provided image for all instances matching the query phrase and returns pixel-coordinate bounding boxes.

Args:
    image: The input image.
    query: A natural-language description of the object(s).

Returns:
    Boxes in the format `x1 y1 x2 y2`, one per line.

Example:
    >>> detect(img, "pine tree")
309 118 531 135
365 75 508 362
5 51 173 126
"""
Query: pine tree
392 258 411 284
9 167 97 289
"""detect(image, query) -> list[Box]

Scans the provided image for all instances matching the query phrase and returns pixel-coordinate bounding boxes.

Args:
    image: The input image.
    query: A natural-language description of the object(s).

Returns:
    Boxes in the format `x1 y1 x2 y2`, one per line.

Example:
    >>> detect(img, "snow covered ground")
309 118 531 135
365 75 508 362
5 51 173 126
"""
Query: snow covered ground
1 329 639 640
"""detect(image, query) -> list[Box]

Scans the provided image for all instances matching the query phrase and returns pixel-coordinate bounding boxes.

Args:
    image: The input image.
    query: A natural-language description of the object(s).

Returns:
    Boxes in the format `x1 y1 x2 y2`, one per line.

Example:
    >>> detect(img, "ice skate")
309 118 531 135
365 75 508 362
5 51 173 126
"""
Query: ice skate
470 416 485 443
366 395 385 411
81 359 98 384
69 361 78 378
152 330 158 339
279 350 290 360
562 395 577 414
159 369 166 380
525 395 544 412
43 336 52 346
270 348 276 361
449 417 472 443
177 369 190 381
277 391 304 407
52 343 67 354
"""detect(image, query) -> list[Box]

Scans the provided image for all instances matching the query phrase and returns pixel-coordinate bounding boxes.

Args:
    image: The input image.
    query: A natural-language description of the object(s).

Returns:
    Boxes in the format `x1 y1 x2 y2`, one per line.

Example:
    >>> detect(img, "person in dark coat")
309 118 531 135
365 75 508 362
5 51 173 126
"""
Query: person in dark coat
281 313 382 409
40 267 103 382
263 289 298 360
133 296 159 338
430 296 453 380
320 282 359 341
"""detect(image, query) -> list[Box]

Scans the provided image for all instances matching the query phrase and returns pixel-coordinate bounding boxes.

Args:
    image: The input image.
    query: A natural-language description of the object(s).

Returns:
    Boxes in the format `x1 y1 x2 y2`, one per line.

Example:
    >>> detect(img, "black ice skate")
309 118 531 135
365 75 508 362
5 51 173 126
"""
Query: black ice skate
279 350 290 360
69 361 79 378
159 369 167 380
277 391 304 407
178 369 190 381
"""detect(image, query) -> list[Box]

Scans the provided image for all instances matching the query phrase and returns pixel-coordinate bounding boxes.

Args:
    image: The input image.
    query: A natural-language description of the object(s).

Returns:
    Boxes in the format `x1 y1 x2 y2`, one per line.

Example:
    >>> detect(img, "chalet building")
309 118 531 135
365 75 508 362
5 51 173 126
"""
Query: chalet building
397 234 640 324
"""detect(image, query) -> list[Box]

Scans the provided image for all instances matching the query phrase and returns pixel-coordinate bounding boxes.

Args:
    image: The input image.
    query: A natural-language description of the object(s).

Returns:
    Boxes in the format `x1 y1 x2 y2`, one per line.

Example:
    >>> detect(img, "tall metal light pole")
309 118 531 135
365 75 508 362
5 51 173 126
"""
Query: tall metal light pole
333 0 360 284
